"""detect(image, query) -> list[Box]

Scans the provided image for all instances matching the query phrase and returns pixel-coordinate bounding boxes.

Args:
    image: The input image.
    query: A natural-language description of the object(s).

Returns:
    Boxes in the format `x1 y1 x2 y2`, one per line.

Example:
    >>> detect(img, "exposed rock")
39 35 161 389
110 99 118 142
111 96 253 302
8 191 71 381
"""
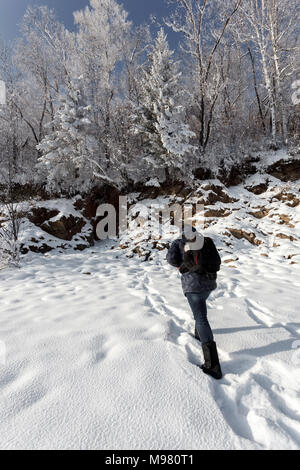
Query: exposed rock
28 207 59 226
271 192 300 208
269 214 295 228
128 181 192 202
278 214 294 227
152 241 170 251
249 209 270 219
273 242 281 248
29 207 93 246
204 208 231 218
120 243 129 250
132 245 151 260
194 167 213 181
275 233 297 242
41 215 86 241
201 184 238 204
74 244 91 252
74 185 121 220
74 186 121 240
159 183 192 198
224 258 239 264
287 254 300 260
266 157 300 182
227 228 263 246
22 204 94 255
20 243 53 255
217 156 259 186
246 181 269 195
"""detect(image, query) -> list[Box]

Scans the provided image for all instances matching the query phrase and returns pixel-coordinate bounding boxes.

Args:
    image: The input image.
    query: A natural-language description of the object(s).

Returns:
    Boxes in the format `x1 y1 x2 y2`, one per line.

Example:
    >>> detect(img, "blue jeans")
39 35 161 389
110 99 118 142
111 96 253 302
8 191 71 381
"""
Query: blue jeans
186 292 214 344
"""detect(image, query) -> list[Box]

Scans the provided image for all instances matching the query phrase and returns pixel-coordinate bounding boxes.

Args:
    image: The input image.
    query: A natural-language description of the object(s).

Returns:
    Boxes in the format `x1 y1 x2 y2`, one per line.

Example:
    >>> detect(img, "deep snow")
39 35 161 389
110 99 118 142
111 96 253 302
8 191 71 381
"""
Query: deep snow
0 240 299 450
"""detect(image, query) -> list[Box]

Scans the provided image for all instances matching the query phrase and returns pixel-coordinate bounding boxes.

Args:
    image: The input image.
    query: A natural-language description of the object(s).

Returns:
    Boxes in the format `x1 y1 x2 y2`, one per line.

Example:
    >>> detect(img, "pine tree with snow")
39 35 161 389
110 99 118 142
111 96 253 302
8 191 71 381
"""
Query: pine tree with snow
134 29 196 181
37 77 96 195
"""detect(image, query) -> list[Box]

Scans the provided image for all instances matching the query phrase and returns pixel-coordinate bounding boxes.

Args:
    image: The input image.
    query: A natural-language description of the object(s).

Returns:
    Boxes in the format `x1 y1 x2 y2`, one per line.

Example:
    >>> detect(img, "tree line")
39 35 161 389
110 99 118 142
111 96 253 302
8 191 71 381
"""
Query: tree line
0 0 299 195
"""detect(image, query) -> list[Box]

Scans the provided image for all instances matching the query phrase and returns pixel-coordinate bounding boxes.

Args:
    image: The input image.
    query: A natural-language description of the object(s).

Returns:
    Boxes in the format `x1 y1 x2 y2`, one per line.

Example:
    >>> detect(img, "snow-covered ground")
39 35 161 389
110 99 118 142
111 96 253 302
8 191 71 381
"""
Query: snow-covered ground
0 240 299 450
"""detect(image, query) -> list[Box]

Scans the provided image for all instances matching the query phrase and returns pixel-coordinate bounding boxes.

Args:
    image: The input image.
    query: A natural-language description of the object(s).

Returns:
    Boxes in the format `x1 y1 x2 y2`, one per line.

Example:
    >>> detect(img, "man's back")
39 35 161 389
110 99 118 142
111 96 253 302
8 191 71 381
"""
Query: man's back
166 235 221 295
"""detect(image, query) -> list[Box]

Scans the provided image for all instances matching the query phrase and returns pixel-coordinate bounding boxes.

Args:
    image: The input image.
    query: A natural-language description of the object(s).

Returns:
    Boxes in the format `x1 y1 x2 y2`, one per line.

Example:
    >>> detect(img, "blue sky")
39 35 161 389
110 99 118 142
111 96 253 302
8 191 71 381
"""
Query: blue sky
0 0 178 47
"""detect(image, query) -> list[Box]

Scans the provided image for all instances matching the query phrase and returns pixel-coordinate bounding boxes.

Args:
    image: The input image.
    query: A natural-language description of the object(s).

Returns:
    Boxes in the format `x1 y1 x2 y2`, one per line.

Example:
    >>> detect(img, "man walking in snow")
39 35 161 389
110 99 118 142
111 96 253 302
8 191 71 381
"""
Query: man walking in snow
166 226 223 380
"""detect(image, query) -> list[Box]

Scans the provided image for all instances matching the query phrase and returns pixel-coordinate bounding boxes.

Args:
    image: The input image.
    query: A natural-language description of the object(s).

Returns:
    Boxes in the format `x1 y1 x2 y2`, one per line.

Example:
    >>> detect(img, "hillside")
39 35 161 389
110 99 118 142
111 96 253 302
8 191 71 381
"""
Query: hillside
0 152 299 450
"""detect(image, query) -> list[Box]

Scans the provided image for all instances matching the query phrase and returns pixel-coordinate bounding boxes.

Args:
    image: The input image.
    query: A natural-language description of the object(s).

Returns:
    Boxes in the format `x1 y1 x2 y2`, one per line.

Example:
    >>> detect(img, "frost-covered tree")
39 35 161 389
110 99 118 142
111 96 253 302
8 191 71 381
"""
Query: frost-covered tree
15 6 72 142
37 78 97 195
0 41 38 184
1 0 300 195
74 0 132 165
0 7 75 188
236 0 300 147
166 0 243 155
134 29 196 182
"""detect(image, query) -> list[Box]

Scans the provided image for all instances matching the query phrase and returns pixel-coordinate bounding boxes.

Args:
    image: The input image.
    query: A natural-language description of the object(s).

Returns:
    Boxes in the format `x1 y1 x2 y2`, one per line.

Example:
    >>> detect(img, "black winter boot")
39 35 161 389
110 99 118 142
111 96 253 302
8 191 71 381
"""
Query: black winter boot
201 341 223 380
194 324 201 341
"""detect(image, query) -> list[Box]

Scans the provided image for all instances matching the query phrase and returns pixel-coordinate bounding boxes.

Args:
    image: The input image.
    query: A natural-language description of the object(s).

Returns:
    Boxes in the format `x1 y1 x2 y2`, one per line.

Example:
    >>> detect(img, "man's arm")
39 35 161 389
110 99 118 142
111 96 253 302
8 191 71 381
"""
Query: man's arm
166 240 183 268
206 237 222 272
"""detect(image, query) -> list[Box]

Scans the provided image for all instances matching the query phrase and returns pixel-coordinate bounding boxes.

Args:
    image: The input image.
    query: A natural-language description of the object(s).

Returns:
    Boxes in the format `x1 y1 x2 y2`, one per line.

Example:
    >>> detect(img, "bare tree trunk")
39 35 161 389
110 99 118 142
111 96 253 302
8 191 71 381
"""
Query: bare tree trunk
166 0 242 154
247 45 266 135
268 1 288 145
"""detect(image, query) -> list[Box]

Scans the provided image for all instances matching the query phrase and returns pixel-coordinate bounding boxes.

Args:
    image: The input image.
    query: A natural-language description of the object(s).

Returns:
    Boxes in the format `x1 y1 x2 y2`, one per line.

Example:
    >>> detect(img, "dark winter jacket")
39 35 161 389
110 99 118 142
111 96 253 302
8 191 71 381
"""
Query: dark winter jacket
166 236 219 295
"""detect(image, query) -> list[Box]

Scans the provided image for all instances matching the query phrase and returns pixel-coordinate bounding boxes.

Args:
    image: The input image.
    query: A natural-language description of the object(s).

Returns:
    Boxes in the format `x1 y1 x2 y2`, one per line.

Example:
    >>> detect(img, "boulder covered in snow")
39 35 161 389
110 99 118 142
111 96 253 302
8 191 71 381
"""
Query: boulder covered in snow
20 199 94 255
266 156 300 182
117 168 300 262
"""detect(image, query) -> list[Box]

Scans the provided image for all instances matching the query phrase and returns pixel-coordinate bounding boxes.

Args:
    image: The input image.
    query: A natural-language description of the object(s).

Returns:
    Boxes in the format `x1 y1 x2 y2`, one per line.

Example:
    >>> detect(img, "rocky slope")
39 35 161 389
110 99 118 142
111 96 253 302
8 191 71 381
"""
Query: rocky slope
118 156 300 266
1 152 299 264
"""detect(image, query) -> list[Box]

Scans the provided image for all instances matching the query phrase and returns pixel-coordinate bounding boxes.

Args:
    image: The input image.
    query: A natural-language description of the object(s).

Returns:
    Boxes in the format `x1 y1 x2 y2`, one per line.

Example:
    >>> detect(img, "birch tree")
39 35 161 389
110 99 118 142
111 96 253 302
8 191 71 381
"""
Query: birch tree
165 0 243 154
266 0 300 145
74 0 132 165
238 0 300 147
14 6 72 146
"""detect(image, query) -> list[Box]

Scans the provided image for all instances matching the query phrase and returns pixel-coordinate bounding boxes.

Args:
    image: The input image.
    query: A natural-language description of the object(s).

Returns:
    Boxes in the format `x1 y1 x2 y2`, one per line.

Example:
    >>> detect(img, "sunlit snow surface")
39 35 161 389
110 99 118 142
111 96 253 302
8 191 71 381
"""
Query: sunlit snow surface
0 240 299 450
